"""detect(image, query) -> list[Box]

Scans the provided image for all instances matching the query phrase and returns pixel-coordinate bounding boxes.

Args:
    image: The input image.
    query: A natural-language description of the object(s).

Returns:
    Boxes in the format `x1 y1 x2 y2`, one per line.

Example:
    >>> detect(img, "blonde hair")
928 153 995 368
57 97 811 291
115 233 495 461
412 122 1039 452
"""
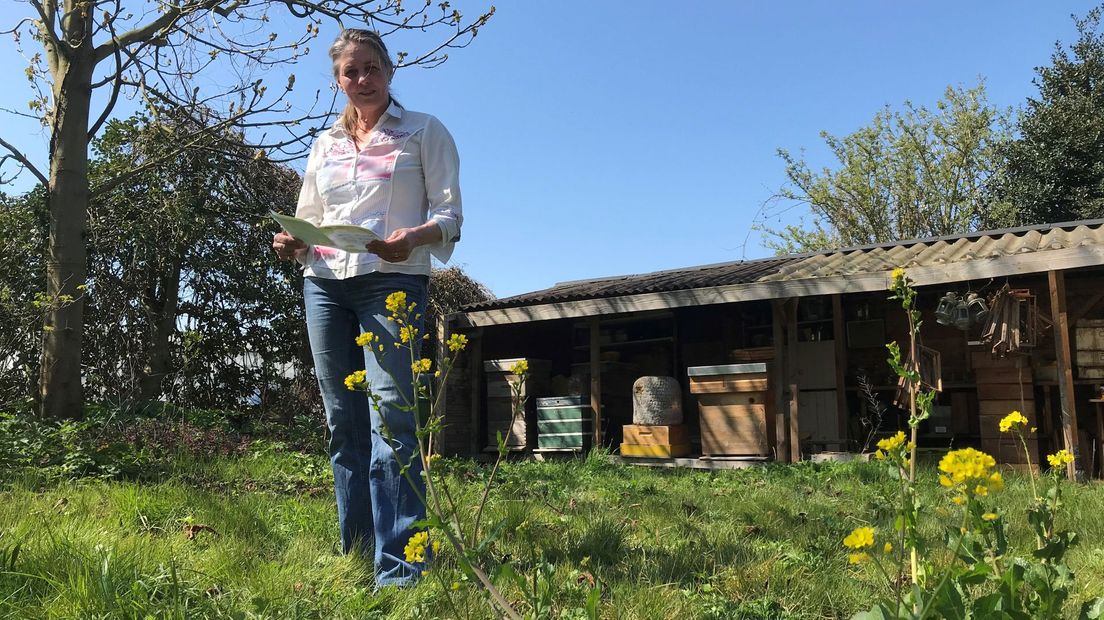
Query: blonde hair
329 29 398 129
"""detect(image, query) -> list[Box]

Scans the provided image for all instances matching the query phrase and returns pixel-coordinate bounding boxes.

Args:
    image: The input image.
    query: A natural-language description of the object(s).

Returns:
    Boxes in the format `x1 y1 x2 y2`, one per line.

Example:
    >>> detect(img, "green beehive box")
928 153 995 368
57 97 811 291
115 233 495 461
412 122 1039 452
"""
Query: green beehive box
537 432 592 450
536 396 595 422
537 418 592 434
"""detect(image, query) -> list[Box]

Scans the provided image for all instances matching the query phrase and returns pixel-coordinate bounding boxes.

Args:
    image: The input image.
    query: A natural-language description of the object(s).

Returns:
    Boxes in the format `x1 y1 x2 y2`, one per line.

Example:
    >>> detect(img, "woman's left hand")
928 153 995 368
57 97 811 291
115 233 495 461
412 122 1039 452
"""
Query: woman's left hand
367 228 417 263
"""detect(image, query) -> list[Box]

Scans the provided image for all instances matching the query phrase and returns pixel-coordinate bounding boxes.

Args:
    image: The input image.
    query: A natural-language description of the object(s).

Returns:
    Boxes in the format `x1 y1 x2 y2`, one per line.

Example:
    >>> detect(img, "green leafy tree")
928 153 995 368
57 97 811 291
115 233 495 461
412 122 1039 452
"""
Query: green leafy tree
991 6 1104 224
84 112 311 414
0 0 494 419
761 83 1013 254
0 189 47 407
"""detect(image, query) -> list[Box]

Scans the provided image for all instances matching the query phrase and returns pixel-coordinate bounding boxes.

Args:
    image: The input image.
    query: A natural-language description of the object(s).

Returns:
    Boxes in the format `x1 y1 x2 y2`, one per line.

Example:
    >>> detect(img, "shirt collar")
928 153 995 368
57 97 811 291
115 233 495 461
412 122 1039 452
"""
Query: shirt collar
332 100 403 136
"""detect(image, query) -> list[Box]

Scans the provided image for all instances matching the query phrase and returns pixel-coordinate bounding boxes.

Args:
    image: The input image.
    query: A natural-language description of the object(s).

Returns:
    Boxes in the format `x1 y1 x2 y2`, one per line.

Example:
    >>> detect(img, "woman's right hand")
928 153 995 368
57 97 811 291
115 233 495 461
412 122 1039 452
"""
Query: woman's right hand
273 231 308 261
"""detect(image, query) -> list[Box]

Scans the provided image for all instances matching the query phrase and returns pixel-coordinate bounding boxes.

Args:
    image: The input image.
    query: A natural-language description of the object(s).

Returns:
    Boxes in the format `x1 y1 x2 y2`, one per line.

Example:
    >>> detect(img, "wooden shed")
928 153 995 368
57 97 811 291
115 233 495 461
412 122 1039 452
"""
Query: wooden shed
438 220 1104 477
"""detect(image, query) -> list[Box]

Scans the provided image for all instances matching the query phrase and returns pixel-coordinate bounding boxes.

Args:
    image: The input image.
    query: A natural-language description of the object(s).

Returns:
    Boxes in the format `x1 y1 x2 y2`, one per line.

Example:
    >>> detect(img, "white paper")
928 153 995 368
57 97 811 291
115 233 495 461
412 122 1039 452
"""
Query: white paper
270 212 381 253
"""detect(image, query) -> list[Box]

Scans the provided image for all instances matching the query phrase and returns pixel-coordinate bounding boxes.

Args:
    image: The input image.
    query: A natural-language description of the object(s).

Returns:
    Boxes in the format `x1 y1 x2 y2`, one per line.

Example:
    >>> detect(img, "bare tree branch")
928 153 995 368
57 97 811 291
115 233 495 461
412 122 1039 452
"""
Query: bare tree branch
0 136 48 186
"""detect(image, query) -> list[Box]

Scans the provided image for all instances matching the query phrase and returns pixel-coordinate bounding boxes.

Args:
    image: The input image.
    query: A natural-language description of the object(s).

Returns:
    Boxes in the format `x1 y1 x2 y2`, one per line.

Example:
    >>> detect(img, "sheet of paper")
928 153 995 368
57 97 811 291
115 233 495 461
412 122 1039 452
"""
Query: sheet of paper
270 212 380 253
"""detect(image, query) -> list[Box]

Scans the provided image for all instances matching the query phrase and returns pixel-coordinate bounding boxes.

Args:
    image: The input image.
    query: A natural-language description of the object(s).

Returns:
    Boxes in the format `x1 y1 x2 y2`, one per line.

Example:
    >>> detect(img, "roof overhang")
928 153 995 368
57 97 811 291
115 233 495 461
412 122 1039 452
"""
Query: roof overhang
452 243 1104 328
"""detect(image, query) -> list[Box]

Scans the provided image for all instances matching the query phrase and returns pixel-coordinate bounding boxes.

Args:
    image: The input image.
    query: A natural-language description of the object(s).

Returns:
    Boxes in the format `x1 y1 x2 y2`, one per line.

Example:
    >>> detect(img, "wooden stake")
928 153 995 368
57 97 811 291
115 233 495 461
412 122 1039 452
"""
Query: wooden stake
1048 270 1081 481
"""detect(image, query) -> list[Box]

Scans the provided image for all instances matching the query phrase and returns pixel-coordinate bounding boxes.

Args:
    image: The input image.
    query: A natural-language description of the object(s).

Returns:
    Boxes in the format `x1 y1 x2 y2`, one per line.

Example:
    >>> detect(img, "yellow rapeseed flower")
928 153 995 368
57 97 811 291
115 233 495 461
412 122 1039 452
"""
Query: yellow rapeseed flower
938 448 996 486
355 331 377 347
890 267 906 288
446 333 468 352
939 475 953 488
982 512 998 521
510 359 529 376
877 431 907 452
399 325 415 343
344 370 367 391
849 552 870 564
843 526 875 549
1047 449 1074 468
883 542 893 554
404 531 429 564
999 410 1029 433
411 358 432 373
385 291 408 315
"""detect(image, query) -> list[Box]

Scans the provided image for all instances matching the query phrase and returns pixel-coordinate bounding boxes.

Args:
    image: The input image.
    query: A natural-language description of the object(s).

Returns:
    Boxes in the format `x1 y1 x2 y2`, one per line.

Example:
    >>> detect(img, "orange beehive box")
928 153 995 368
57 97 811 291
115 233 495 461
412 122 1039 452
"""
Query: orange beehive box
620 443 692 458
622 424 689 446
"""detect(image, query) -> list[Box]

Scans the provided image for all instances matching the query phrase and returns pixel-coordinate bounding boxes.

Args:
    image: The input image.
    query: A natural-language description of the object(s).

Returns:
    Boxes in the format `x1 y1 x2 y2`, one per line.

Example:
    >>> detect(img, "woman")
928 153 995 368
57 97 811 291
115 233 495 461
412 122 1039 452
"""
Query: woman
272 28 462 587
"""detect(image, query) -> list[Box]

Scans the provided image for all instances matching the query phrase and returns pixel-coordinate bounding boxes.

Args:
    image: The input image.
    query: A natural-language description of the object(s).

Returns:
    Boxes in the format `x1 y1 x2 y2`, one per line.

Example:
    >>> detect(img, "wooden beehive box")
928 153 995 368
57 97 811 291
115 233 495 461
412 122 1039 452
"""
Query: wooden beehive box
484 358 550 450
1075 320 1104 379
688 363 771 457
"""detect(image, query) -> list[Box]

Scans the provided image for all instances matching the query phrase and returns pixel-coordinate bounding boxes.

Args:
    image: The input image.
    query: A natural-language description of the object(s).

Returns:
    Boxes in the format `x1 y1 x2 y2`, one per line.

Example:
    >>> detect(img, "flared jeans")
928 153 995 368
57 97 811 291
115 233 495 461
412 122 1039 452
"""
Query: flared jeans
303 271 429 587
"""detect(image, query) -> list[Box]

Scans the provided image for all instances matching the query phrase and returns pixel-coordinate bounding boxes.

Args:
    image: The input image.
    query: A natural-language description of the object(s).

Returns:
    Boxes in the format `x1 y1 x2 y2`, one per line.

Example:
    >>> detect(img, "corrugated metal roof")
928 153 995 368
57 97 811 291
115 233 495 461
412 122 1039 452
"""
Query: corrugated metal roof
462 219 1104 314
763 220 1104 282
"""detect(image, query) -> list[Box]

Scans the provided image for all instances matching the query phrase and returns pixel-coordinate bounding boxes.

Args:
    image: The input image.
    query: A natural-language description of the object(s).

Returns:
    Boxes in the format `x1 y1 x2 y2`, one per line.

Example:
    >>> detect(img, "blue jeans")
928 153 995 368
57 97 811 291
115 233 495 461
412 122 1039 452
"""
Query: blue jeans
303 272 429 587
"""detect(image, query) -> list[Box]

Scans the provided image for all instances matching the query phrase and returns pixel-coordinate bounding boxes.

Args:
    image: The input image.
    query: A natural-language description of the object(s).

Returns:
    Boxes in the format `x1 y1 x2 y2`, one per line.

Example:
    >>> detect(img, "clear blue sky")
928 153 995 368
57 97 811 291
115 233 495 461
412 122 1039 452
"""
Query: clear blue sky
0 2 1094 298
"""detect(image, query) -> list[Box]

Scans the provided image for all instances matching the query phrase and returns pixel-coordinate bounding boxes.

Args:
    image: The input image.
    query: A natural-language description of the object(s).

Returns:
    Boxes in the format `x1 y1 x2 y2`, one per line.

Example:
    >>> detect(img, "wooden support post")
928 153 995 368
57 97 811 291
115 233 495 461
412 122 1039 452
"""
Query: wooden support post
833 294 849 449
786 299 801 462
1048 270 1081 481
589 318 603 448
771 299 789 462
468 328 484 456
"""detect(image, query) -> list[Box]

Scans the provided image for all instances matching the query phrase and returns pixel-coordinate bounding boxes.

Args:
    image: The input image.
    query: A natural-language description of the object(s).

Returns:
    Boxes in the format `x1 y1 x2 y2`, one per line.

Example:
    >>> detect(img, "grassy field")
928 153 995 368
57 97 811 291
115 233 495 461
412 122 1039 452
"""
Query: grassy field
1 444 1103 619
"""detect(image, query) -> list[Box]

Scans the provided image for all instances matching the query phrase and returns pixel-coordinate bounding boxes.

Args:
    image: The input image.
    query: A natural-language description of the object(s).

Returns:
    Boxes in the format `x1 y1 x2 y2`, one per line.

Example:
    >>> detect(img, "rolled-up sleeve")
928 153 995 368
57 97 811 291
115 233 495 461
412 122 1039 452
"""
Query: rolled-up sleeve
421 116 463 263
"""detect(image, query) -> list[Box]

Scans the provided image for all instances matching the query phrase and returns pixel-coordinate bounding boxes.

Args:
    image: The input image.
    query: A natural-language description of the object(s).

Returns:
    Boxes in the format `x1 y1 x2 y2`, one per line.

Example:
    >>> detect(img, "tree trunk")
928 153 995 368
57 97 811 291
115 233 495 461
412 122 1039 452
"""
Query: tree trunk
39 26 94 419
138 259 183 402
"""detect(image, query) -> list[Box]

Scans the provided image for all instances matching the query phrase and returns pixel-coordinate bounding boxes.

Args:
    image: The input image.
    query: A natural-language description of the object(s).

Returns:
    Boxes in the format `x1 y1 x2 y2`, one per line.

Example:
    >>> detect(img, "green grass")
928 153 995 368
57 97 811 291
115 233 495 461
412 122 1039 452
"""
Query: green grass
1 450 1102 619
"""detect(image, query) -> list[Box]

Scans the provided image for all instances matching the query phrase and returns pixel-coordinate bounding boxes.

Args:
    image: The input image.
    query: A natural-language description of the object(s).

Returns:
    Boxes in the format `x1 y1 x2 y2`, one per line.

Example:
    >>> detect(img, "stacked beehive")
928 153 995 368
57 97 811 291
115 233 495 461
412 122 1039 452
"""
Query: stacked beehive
688 363 772 456
484 359 549 451
621 376 690 458
974 352 1037 466
535 396 593 451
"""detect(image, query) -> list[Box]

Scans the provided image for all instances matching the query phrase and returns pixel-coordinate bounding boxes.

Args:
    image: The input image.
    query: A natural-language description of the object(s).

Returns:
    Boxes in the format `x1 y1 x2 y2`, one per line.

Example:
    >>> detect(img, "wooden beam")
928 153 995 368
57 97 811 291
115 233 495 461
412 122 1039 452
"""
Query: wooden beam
1048 270 1081 481
833 294 849 448
456 247 1104 327
468 328 484 456
771 300 789 462
589 318 603 448
786 299 801 463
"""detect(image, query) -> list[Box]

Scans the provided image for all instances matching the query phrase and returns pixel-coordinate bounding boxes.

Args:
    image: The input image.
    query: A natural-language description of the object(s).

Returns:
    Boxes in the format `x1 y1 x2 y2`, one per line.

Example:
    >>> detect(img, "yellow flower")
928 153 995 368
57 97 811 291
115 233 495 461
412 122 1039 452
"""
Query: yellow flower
982 512 998 521
890 267 906 288
988 472 1004 491
874 450 885 460
355 331 377 347
938 448 997 488
939 475 953 488
999 410 1029 433
399 325 415 343
404 531 429 564
849 552 870 564
432 540 441 555
1047 449 1074 468
843 526 875 549
385 291 408 315
411 358 432 373
446 333 468 352
344 370 367 391
974 484 988 497
883 542 893 554
877 431 906 452
509 359 529 376
952 495 966 505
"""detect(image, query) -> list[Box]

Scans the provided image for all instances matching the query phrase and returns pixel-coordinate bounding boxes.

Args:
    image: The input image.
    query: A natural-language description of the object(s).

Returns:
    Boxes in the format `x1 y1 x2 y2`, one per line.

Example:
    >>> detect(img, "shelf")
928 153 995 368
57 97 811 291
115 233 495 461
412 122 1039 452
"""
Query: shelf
574 337 673 351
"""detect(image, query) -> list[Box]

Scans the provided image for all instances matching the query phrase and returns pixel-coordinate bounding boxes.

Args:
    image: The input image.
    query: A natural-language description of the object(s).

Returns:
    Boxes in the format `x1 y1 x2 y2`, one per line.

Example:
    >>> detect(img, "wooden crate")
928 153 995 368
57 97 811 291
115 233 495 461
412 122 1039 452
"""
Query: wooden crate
484 358 550 450
622 424 689 446
620 442 692 458
698 397 770 456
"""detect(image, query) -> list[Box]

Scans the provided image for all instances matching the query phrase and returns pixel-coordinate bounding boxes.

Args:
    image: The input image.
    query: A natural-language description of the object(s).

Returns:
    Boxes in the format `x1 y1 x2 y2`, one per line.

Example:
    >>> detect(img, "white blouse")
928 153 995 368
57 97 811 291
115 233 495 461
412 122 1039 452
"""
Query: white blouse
295 102 462 279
